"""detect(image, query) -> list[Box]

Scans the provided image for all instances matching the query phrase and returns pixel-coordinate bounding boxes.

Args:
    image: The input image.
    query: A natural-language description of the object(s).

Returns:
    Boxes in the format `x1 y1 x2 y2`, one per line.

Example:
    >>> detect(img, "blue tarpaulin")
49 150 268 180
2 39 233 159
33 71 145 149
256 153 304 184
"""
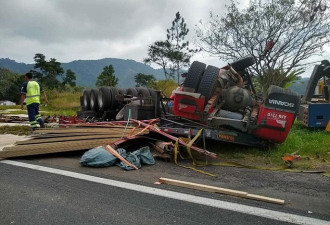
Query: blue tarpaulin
80 146 155 170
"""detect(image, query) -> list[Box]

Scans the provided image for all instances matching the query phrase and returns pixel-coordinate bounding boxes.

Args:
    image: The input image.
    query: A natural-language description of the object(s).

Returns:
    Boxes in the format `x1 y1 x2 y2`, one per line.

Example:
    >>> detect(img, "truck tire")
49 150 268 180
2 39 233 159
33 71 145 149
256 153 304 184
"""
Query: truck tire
97 87 112 112
109 87 119 109
90 88 99 111
183 61 206 92
137 87 151 97
80 96 86 111
82 89 91 110
230 55 256 72
126 87 138 97
197 65 220 104
118 88 127 96
136 87 151 104
148 88 158 105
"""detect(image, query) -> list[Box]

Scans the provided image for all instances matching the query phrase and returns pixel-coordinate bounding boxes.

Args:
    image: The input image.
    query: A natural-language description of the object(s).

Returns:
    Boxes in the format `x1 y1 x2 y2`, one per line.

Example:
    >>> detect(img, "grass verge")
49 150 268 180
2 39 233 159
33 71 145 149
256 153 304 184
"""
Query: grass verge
0 125 33 136
206 122 330 171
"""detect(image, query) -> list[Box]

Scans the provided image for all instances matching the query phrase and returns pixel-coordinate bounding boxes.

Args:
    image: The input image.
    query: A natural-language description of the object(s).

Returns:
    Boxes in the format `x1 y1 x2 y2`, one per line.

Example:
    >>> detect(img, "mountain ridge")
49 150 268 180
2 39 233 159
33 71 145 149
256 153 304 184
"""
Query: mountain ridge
0 57 165 88
0 57 309 94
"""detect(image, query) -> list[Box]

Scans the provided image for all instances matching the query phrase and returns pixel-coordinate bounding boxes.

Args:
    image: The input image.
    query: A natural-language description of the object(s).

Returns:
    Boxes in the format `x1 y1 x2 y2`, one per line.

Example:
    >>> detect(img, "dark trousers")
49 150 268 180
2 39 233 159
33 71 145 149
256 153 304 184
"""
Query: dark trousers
27 103 45 130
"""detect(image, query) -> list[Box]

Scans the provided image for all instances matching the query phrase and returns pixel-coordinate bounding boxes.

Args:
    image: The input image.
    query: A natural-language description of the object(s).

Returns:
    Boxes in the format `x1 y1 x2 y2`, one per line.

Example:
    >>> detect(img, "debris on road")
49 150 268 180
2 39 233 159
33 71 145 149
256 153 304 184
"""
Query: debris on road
0 125 149 159
158 177 285 205
80 145 155 170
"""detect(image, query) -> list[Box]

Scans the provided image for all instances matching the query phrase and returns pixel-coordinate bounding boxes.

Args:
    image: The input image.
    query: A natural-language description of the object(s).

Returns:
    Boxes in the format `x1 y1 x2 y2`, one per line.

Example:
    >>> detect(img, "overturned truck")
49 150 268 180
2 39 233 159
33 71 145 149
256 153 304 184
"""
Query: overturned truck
79 56 300 147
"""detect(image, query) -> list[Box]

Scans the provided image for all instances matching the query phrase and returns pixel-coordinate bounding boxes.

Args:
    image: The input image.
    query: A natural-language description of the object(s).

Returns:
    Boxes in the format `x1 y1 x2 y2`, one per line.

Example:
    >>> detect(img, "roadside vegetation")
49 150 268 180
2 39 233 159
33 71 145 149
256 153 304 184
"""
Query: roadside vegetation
1 93 329 171
208 122 329 171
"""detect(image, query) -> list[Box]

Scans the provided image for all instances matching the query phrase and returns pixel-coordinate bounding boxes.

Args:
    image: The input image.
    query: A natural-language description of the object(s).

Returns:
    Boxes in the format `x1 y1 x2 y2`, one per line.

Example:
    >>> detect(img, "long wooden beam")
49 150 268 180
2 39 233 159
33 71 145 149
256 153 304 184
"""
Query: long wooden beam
159 177 285 205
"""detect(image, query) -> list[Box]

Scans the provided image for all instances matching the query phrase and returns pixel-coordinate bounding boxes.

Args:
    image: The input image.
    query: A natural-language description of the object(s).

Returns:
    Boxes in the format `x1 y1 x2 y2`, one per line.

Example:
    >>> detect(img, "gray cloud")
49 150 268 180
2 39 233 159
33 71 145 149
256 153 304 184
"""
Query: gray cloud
1 0 328 78
0 0 227 64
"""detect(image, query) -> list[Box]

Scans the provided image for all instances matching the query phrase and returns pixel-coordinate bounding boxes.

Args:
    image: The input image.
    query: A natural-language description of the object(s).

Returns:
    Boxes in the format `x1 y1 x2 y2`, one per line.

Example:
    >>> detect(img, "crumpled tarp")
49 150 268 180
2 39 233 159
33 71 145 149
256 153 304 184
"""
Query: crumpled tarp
80 146 155 170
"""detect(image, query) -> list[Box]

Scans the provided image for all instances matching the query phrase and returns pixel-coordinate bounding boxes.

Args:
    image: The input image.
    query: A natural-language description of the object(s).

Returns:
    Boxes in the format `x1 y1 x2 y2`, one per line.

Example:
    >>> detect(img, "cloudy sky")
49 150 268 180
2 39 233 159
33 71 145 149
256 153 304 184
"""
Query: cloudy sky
0 0 329 77
0 0 234 66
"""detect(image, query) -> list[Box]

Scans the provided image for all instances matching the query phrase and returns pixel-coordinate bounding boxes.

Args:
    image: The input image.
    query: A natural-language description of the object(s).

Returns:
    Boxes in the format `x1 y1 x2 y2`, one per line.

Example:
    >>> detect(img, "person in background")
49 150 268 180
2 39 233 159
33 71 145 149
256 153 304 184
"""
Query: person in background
20 72 49 130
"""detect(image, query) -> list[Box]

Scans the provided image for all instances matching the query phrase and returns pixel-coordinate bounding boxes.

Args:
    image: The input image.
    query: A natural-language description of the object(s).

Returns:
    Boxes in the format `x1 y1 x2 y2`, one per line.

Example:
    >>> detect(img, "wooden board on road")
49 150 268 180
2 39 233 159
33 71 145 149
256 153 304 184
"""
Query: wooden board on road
0 126 148 159
159 177 285 205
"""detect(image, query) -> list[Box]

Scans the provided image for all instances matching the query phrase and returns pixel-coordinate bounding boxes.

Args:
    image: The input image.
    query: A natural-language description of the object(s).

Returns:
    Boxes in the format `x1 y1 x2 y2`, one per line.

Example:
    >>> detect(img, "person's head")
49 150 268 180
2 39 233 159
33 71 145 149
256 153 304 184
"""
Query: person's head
25 72 33 80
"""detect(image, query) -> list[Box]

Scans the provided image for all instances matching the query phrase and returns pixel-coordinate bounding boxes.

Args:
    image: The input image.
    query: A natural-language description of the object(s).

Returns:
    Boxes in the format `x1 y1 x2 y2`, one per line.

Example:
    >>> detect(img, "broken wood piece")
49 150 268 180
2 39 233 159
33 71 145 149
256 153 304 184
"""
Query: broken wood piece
158 177 285 205
105 145 139 170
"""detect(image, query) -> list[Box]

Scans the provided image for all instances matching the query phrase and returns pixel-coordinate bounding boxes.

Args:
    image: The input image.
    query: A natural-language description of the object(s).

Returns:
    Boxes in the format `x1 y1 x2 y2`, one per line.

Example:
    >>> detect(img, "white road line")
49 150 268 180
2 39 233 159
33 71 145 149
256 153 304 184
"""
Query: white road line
1 160 329 225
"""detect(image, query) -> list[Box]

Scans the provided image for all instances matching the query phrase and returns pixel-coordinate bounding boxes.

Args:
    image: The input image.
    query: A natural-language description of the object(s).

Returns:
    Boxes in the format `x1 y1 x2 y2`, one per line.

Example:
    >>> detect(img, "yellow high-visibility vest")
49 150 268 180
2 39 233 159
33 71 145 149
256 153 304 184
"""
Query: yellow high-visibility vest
26 81 40 105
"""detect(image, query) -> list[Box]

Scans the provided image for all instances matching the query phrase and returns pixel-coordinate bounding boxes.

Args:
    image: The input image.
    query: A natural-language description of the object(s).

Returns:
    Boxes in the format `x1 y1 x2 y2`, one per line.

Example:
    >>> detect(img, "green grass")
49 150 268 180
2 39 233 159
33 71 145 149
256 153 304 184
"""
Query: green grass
207 121 330 170
0 90 81 116
0 125 33 136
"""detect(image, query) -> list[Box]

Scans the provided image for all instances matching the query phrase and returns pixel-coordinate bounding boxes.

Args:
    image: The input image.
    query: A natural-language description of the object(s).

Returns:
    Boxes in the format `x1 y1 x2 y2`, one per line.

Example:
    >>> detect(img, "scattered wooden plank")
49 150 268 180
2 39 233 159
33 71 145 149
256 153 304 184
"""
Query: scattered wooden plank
0 126 149 159
158 177 285 205
33 128 138 134
30 132 115 139
0 138 118 158
15 134 122 145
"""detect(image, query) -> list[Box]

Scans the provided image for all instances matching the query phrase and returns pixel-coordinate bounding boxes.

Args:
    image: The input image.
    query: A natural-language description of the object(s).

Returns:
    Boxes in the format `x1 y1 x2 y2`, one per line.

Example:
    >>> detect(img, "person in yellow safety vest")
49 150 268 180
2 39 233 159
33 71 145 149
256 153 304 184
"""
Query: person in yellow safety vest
20 72 49 130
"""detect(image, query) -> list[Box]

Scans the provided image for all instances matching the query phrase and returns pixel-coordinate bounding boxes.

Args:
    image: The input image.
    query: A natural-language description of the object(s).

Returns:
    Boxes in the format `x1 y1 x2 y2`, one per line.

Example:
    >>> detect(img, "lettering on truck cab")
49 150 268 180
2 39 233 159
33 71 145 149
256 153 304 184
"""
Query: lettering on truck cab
268 99 295 108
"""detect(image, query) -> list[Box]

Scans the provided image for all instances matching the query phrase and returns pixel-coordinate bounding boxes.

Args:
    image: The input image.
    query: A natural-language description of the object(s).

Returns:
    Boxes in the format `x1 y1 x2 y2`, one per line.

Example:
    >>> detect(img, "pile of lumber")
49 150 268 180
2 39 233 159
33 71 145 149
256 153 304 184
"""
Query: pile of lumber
0 125 148 159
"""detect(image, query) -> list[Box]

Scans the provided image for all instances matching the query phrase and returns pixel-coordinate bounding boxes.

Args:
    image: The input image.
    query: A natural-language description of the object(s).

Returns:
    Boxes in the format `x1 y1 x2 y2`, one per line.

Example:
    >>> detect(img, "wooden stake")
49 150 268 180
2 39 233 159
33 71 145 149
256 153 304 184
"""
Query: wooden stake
158 177 285 205
106 145 139 170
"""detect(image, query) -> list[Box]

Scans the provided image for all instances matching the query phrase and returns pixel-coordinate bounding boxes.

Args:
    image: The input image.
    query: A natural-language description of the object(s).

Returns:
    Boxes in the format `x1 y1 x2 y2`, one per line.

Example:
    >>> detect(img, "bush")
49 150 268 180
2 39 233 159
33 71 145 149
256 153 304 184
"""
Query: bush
150 79 178 97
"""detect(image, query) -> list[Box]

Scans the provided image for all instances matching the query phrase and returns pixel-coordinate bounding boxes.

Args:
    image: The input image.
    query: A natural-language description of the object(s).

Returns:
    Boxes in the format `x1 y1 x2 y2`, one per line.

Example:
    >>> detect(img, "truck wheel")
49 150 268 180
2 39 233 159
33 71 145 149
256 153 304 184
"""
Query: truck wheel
80 96 86 111
126 87 138 97
148 88 158 105
137 87 151 104
198 65 220 104
90 88 99 111
97 87 112 111
137 87 151 97
118 88 127 96
183 61 206 92
82 89 91 110
230 55 256 72
110 87 119 109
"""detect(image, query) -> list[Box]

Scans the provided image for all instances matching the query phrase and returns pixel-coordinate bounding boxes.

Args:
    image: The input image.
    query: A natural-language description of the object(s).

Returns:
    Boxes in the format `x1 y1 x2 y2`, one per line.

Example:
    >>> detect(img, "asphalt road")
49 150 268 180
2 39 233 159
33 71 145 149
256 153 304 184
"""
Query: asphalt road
1 156 330 225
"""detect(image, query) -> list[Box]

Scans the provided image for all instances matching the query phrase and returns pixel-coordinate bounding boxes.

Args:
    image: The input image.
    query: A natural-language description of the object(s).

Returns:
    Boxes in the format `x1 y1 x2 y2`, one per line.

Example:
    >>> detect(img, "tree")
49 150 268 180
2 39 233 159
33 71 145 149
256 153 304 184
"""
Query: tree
144 12 199 82
62 69 76 87
260 68 303 95
33 53 64 89
134 73 156 87
196 0 330 93
0 68 25 103
144 41 173 80
95 65 119 87
167 12 199 84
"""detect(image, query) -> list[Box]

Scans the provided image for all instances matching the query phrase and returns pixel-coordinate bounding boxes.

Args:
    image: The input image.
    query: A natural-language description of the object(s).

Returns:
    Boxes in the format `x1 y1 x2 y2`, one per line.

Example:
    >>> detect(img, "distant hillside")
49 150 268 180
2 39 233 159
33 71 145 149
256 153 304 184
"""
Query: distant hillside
0 57 310 92
0 58 165 88
288 77 309 95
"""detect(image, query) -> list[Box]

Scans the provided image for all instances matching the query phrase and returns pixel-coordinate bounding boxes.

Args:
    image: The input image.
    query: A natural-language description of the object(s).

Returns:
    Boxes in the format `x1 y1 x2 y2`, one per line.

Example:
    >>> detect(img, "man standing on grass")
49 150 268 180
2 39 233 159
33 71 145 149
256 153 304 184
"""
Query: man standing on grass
20 72 49 130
